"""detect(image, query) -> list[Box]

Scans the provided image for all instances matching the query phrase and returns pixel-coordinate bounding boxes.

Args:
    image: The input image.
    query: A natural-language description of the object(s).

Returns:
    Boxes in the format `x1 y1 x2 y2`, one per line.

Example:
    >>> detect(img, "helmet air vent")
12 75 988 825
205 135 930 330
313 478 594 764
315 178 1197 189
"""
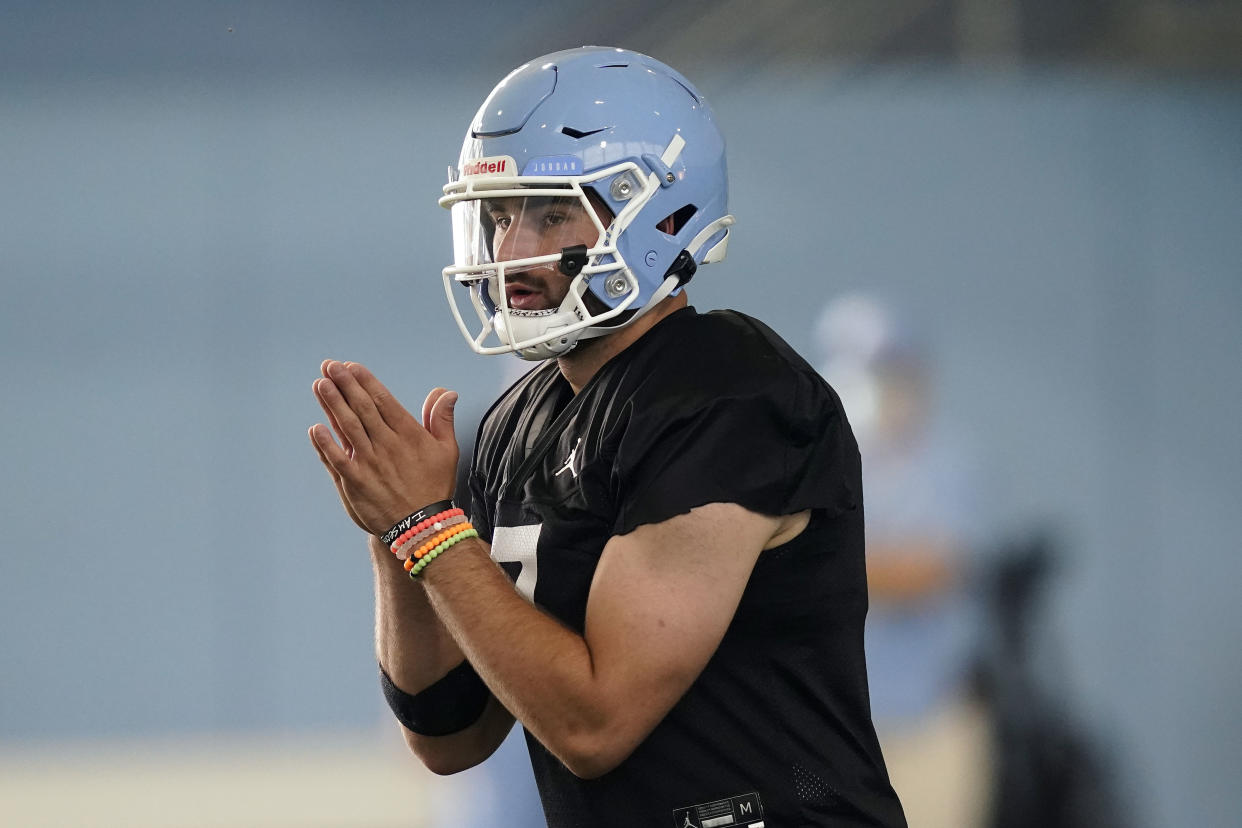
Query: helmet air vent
559 125 609 139
471 63 558 138
658 204 698 236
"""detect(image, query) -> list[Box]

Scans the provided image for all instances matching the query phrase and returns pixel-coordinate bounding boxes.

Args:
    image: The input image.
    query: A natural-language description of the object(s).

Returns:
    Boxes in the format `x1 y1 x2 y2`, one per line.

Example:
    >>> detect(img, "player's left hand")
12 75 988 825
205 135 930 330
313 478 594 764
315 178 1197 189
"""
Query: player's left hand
309 359 459 537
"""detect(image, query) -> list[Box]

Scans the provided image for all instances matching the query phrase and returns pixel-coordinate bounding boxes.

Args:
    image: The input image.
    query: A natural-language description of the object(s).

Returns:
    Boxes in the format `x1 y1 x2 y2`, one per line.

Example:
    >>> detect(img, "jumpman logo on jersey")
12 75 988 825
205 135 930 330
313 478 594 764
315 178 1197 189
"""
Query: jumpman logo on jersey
555 436 582 478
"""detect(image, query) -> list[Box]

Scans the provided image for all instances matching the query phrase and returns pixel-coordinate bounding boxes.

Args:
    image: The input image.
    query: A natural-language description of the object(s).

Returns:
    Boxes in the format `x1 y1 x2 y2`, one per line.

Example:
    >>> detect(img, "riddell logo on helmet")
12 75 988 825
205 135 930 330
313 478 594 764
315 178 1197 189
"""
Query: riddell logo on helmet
462 156 515 177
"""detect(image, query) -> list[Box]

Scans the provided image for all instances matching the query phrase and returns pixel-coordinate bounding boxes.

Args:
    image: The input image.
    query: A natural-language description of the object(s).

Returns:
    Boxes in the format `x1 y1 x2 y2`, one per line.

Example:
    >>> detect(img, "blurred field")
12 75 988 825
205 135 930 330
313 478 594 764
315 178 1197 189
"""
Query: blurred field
0 732 432 828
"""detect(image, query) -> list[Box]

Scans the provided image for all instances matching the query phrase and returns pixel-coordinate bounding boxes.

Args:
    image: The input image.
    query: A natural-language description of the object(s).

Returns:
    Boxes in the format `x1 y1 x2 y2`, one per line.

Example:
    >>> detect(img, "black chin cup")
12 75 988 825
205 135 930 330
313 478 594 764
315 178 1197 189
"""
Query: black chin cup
558 244 588 277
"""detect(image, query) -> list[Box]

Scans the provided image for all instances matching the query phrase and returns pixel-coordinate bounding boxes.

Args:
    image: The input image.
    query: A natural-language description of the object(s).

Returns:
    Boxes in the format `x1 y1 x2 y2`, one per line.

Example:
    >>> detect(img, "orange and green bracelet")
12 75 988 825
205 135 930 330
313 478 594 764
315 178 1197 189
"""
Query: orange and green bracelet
406 526 479 579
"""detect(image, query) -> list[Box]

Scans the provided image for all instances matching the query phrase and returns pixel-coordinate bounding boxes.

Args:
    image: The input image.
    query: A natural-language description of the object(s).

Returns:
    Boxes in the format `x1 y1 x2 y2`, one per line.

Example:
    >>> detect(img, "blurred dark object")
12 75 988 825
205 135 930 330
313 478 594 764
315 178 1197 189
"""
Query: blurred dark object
6 0 1239 82
972 531 1131 828
563 0 1242 75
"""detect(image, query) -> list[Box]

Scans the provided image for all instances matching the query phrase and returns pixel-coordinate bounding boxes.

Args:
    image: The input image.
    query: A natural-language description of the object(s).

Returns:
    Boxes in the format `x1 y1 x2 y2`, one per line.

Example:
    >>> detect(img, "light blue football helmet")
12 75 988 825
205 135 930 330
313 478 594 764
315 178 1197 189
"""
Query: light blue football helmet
440 46 734 360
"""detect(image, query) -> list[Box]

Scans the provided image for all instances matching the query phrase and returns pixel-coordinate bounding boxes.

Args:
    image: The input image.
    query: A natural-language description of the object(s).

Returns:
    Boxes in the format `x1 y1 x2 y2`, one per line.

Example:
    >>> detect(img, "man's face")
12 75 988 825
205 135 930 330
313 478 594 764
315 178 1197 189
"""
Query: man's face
483 193 611 312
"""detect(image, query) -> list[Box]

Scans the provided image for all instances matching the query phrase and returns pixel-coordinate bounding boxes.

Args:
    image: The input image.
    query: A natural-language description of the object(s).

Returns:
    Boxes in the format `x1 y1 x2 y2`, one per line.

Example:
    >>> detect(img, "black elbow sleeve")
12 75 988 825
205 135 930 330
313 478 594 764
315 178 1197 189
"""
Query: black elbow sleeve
379 660 491 736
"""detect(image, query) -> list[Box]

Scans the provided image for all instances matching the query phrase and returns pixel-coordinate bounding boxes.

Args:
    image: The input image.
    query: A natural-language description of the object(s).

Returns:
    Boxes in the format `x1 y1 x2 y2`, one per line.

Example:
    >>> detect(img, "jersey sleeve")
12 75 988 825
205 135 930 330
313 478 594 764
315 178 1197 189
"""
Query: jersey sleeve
610 364 861 537
465 416 496 543
467 468 494 543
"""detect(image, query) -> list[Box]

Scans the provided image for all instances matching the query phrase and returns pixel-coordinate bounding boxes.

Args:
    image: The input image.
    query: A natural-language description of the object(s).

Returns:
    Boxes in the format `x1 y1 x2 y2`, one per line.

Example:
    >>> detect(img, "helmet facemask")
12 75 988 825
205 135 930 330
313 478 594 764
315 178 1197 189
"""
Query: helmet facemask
441 162 660 360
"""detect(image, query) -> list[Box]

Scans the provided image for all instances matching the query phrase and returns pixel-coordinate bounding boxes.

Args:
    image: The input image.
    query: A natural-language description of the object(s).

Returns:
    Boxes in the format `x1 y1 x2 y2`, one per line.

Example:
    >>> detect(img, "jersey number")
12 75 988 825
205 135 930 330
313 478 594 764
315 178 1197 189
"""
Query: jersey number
489 523 541 602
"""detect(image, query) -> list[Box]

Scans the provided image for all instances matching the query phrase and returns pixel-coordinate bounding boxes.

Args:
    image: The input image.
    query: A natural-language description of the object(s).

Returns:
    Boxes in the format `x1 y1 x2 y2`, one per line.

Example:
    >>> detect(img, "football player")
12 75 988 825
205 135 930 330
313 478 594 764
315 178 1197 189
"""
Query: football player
310 46 906 827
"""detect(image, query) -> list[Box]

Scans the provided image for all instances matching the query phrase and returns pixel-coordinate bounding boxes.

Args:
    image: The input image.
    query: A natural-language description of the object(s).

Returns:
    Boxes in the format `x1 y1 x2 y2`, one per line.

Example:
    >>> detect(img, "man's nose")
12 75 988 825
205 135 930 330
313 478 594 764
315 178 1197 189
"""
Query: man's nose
495 221 547 262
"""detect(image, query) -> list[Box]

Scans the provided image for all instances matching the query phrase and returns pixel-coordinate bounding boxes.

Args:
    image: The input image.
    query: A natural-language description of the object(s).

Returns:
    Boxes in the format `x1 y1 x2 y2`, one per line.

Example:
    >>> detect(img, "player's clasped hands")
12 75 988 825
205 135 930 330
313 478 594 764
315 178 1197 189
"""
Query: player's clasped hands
308 359 460 536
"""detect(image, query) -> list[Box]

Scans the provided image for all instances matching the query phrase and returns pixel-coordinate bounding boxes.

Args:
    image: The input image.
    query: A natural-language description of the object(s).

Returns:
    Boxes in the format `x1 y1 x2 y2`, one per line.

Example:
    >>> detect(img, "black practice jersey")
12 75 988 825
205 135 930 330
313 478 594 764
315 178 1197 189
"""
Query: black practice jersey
469 307 906 828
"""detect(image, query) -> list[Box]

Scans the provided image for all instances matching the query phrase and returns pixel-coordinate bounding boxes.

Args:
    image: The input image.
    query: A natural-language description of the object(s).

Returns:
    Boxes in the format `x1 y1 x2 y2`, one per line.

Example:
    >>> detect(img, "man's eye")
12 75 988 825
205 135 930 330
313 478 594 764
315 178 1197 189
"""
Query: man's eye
543 212 567 227
492 216 512 230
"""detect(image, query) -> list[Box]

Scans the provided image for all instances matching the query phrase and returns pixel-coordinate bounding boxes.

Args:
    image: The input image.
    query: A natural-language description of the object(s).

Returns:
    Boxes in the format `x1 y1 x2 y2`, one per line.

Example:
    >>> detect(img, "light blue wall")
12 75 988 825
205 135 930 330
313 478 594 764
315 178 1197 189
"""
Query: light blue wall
2 35 1239 828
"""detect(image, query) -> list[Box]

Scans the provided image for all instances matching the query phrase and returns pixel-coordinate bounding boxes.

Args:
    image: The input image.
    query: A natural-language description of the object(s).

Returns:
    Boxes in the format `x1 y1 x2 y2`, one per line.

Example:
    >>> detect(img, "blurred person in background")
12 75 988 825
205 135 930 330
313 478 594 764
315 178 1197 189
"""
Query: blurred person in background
815 294 990 828
309 47 906 827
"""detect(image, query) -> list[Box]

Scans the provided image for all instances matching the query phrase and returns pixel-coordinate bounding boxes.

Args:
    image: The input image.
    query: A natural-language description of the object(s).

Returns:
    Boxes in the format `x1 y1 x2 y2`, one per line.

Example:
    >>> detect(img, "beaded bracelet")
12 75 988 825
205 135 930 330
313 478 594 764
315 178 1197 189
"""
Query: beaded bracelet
393 514 469 561
403 523 477 571
408 528 479 579
390 507 464 549
390 508 465 555
380 500 455 547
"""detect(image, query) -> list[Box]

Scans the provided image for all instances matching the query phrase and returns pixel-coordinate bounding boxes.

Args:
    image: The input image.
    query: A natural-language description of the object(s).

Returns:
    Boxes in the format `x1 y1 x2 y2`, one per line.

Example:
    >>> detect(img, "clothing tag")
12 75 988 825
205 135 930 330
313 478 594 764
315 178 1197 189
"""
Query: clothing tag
672 792 764 828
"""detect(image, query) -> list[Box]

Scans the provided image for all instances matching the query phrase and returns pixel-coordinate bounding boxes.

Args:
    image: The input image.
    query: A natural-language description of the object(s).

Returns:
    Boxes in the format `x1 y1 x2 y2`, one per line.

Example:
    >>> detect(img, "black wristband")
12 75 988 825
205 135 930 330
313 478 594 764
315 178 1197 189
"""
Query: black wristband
379 499 455 547
379 660 490 736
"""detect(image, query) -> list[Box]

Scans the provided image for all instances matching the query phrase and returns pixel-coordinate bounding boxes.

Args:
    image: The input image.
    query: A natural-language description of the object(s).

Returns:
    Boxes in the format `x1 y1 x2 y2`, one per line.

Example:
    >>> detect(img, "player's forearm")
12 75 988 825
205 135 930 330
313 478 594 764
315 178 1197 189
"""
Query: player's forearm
372 535 516 773
420 538 626 778
370 535 467 691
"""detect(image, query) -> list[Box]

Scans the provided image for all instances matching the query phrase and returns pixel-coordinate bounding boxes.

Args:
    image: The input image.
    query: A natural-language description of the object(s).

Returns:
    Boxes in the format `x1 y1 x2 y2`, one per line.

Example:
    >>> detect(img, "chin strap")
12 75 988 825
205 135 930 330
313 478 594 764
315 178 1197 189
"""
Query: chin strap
574 272 682 346
633 273 683 318
572 212 737 346
686 214 735 264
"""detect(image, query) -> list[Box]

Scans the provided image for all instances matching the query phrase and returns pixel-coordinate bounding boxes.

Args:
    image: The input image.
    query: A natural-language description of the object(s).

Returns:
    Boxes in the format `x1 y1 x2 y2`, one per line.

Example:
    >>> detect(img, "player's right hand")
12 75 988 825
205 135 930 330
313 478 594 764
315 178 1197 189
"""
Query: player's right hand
308 360 460 537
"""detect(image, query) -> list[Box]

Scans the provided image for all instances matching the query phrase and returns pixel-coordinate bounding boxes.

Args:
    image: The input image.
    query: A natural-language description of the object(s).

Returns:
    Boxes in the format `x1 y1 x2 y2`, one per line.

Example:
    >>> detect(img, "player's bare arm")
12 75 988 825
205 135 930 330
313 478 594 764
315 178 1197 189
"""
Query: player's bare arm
309 358 806 778
310 360 512 770
421 500 806 779
368 533 516 773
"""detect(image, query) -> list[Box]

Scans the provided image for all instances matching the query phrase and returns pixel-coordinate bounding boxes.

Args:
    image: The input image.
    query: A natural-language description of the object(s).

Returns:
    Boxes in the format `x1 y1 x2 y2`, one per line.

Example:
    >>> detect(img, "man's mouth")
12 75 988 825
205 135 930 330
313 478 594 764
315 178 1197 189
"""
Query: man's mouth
505 281 548 311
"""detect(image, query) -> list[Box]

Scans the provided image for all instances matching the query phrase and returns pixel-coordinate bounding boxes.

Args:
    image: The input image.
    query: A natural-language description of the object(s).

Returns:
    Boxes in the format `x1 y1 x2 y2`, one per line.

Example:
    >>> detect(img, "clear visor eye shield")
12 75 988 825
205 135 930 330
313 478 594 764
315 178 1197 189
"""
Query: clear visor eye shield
439 159 655 356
